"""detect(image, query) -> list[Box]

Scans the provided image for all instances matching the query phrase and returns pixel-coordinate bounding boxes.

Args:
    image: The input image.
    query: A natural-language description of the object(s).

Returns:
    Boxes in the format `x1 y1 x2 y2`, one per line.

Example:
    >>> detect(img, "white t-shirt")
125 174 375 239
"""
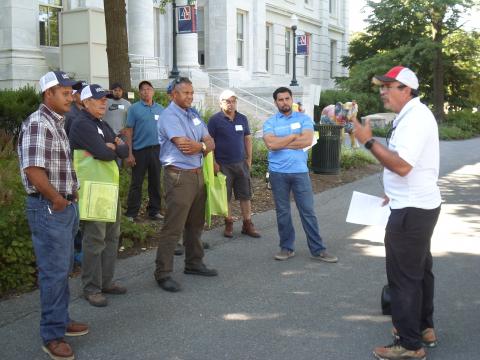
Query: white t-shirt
383 97 441 210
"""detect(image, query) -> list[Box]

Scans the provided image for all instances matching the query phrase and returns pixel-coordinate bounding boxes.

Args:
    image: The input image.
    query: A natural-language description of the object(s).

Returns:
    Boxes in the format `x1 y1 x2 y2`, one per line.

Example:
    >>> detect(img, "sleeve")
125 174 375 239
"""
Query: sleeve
160 113 186 140
244 116 251 136
69 119 117 161
301 114 314 131
207 116 216 138
20 121 48 170
263 117 274 135
126 104 136 128
200 121 210 139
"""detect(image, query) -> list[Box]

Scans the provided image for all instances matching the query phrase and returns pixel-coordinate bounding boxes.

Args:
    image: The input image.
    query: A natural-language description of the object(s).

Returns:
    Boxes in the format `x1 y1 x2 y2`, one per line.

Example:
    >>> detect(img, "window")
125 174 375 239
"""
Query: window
304 34 310 76
285 29 292 74
329 0 338 15
266 24 272 72
330 40 337 78
236 12 245 67
197 8 205 66
39 0 63 47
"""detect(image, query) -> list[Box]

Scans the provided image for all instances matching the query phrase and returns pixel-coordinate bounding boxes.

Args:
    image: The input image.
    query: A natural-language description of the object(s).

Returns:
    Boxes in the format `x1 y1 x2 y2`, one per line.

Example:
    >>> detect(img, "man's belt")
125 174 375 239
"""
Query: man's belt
29 193 76 201
166 165 202 174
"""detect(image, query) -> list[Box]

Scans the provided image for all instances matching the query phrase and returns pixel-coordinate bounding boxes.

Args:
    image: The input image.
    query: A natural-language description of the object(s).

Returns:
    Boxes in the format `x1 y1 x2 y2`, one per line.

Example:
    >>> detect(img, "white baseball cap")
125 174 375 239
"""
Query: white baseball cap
219 89 237 101
39 71 81 92
80 84 111 101
372 66 419 90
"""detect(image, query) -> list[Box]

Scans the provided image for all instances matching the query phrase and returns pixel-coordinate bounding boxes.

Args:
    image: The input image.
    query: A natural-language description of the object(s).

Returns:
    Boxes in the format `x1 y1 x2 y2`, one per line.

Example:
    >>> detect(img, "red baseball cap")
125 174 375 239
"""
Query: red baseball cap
372 66 419 90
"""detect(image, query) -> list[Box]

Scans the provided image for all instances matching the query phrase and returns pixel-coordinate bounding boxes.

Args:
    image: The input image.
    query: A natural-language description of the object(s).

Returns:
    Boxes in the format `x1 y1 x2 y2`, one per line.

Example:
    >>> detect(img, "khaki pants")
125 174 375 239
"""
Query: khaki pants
154 169 205 280
81 199 121 294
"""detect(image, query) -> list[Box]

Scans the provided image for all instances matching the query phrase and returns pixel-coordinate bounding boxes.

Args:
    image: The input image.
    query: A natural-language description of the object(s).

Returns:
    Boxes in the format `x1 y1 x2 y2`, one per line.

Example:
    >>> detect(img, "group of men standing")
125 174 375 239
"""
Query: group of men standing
18 65 439 360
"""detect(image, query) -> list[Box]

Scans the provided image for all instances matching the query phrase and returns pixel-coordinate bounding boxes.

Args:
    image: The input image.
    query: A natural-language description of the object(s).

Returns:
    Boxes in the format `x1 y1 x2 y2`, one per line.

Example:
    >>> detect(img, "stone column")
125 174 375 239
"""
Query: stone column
0 0 49 89
176 0 199 69
252 0 267 76
127 0 155 57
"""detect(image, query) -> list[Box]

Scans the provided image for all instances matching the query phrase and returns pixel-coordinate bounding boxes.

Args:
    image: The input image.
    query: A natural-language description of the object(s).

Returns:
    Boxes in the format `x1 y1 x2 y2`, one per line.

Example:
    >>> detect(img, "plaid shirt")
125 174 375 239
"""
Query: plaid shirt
18 104 79 195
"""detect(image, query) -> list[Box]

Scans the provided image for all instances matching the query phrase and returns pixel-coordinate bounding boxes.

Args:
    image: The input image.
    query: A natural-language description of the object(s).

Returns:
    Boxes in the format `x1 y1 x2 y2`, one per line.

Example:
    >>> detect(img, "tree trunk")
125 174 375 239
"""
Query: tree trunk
103 0 131 91
432 43 444 123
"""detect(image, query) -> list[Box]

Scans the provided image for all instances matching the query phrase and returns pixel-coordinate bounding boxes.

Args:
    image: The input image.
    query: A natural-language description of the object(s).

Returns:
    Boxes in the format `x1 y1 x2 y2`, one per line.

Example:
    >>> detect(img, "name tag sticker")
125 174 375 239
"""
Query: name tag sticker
291 122 301 130
97 127 104 137
193 118 201 126
235 124 243 131
118 105 125 110
154 114 160 120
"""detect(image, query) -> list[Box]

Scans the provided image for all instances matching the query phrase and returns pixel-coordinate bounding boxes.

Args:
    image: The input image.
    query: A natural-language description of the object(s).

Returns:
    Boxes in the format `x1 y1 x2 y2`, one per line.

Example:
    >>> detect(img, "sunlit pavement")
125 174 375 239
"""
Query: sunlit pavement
1 138 479 360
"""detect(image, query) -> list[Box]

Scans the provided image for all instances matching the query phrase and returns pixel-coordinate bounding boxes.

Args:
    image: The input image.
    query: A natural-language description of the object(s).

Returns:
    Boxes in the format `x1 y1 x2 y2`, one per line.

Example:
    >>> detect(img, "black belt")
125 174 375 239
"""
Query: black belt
29 193 76 201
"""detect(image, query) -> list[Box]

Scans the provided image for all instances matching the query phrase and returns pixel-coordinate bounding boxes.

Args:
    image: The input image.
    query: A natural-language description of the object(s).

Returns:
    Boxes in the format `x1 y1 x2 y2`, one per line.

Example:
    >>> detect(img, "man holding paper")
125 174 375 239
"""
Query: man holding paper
263 87 337 263
352 66 441 360
69 84 129 307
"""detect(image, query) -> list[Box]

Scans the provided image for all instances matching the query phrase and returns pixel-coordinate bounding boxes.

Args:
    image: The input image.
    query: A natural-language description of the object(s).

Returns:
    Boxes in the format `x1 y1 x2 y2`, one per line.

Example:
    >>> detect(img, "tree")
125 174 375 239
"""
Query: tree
342 0 480 122
103 0 131 90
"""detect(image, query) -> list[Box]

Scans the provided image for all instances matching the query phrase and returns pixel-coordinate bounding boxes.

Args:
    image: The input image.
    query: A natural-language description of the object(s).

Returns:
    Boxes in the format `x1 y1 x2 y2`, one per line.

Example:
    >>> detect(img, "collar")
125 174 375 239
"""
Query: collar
170 101 191 117
276 111 295 120
140 99 156 107
222 110 237 121
40 103 64 123
393 97 420 127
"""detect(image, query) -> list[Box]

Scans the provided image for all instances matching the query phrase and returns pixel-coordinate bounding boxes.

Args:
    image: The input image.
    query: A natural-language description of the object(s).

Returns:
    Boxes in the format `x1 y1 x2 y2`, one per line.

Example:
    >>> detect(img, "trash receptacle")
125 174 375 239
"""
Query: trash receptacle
311 124 342 174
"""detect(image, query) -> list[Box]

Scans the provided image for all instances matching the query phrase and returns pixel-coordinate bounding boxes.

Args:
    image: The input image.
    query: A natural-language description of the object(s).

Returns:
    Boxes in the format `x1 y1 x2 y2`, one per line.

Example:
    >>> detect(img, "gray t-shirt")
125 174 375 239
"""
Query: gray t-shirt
103 98 131 134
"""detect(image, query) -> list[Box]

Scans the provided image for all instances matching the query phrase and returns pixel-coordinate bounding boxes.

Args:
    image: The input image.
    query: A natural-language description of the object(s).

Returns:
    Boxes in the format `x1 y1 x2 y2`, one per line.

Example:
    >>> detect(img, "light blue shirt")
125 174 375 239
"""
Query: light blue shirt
126 100 164 150
158 102 209 169
263 111 314 173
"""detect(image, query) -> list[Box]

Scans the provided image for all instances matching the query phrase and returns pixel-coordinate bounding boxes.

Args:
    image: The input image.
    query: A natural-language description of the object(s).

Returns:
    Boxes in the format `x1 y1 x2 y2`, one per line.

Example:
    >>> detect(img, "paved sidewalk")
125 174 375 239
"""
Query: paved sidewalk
1 138 479 360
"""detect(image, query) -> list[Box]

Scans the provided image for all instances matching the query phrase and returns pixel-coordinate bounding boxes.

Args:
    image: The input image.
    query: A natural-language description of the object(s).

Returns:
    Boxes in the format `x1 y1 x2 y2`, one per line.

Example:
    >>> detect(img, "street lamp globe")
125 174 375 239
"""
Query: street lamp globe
290 14 298 30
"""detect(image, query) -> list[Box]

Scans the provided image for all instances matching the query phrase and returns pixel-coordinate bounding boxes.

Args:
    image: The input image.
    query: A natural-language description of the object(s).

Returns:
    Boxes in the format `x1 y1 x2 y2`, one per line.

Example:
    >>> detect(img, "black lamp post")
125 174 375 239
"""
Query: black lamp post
169 1 180 78
290 14 299 86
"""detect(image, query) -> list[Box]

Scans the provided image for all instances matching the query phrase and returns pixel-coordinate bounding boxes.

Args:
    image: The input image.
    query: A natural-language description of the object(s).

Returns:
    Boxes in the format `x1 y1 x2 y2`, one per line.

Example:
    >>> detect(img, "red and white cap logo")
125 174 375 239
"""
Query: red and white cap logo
372 66 419 90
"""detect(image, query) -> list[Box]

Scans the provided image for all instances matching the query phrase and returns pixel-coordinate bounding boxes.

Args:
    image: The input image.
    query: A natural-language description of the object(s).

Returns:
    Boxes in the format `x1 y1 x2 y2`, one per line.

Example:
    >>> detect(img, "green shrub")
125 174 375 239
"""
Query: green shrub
340 147 378 170
0 136 36 295
438 126 471 140
251 138 269 178
119 217 156 249
0 87 41 140
131 89 170 107
372 126 391 138
444 110 480 135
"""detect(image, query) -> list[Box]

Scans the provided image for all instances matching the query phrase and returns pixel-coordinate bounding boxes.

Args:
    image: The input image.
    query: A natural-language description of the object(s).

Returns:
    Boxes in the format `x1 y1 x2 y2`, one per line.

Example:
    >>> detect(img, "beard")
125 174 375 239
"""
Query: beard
280 105 291 114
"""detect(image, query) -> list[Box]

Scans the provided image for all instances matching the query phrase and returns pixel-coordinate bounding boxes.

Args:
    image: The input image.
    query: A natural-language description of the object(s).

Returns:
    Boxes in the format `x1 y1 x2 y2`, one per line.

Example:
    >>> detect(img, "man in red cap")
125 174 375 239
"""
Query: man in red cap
352 66 441 360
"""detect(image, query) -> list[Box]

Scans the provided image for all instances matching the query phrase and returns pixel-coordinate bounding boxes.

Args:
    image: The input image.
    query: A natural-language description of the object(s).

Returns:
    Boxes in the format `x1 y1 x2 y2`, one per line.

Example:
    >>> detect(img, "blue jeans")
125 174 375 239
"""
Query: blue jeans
269 171 326 255
26 195 79 344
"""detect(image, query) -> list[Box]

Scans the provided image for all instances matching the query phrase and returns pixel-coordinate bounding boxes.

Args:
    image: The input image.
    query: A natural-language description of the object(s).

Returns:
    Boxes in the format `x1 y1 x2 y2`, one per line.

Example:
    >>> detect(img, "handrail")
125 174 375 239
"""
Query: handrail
208 81 275 117
208 73 277 113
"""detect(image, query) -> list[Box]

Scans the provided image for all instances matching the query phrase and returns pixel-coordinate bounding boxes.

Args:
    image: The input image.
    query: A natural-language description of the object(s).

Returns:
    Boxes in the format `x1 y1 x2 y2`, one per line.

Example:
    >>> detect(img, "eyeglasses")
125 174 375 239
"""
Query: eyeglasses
221 99 237 104
379 85 406 92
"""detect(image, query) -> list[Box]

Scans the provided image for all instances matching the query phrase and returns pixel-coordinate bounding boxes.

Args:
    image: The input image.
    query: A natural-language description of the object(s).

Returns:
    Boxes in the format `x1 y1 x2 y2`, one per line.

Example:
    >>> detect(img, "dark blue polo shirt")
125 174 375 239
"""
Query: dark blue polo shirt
207 111 251 164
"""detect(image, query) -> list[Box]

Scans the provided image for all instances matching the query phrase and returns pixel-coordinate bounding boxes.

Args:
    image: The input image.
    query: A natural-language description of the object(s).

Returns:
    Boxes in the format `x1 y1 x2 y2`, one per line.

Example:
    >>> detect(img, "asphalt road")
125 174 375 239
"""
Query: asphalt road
1 138 479 360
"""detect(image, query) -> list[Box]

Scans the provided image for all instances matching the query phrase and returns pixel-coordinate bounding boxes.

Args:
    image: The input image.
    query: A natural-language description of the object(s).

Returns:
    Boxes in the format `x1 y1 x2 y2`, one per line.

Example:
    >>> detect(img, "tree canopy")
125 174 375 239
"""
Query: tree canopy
340 0 480 121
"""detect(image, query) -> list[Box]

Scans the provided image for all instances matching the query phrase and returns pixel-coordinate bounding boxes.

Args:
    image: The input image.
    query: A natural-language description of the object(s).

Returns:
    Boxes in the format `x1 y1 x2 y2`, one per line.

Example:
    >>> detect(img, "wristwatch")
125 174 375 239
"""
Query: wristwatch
201 142 207 152
364 138 376 150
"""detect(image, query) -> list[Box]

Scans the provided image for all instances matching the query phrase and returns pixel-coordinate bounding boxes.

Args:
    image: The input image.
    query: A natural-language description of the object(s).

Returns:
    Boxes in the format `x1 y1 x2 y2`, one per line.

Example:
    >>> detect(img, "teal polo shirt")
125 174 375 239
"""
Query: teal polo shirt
126 100 164 150
263 111 314 173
